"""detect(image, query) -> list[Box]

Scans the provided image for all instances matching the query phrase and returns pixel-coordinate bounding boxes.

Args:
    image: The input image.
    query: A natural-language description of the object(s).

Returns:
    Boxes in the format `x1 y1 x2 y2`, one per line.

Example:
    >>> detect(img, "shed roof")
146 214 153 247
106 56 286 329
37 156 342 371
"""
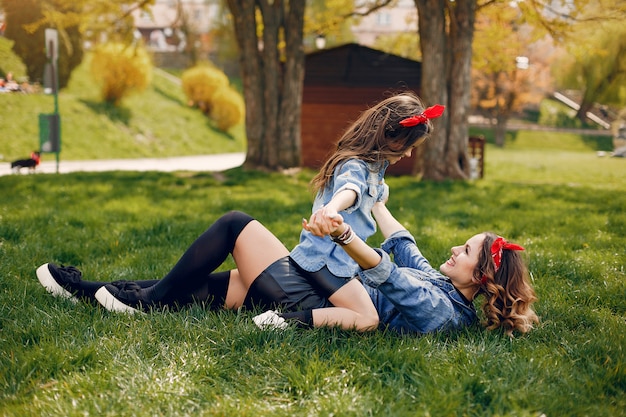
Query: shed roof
304 43 422 88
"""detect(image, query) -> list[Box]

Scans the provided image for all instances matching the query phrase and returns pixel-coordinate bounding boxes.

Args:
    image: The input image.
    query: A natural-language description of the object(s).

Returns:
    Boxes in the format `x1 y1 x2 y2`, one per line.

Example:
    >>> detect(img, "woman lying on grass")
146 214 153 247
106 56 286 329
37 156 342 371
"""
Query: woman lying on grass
36 203 539 336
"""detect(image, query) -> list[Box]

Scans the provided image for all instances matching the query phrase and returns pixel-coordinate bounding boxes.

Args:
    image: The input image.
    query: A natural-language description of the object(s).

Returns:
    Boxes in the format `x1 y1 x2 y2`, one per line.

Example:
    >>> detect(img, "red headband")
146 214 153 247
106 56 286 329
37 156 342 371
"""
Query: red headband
480 237 524 285
399 104 445 127
491 236 524 273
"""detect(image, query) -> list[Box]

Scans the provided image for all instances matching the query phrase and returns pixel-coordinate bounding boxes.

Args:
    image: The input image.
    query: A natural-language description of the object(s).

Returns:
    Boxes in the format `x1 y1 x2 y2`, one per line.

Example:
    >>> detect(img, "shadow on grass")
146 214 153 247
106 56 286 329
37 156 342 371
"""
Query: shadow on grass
153 85 186 106
149 87 238 141
198 113 237 141
80 99 132 125
581 134 613 151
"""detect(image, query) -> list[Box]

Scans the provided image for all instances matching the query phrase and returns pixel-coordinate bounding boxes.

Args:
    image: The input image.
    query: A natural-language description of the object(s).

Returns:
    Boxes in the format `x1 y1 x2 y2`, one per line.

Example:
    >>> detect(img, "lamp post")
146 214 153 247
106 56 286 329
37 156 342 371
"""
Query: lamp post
315 34 326 49
515 56 529 70
41 28 61 173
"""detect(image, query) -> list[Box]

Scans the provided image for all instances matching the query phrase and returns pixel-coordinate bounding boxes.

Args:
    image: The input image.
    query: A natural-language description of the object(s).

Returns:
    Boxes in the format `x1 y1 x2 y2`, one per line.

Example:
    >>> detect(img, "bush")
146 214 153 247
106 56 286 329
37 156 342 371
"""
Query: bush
181 65 229 113
538 99 588 129
90 43 152 106
210 85 245 131
181 64 244 131
0 37 27 80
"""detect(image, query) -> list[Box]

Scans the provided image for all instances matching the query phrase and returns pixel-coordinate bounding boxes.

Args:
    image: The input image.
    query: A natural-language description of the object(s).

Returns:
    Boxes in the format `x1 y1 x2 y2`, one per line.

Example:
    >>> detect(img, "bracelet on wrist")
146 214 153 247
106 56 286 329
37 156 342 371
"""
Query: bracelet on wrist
340 231 356 245
334 224 351 240
332 224 354 246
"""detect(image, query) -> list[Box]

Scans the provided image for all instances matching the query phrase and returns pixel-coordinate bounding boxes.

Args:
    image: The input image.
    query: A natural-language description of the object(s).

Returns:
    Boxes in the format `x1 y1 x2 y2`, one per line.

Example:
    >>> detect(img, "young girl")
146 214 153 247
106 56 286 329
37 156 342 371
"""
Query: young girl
288 91 444 325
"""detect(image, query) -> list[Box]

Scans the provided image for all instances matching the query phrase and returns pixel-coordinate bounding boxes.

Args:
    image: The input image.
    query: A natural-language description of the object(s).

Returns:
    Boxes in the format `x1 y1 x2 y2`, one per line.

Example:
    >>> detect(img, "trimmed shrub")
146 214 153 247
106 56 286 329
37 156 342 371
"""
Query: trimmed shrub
181 64 244 131
210 85 245 131
90 43 152 106
181 65 229 113
0 37 27 80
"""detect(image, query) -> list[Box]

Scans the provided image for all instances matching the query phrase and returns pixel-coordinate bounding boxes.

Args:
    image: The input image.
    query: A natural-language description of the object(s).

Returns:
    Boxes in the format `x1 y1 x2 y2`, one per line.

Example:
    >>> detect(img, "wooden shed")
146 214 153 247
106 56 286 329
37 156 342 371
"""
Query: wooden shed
301 43 422 176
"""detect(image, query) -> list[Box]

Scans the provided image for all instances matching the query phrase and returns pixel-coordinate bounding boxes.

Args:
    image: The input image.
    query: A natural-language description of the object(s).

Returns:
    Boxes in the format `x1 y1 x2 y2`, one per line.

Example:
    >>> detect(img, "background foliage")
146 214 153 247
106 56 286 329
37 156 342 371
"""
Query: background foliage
0 36 26 79
181 64 245 132
90 43 153 106
1 0 84 88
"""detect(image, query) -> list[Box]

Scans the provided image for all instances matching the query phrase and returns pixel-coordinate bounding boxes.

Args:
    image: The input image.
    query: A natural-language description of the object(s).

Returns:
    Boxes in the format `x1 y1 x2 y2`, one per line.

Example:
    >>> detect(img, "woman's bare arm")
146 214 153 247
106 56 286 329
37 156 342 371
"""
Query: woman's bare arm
371 202 406 239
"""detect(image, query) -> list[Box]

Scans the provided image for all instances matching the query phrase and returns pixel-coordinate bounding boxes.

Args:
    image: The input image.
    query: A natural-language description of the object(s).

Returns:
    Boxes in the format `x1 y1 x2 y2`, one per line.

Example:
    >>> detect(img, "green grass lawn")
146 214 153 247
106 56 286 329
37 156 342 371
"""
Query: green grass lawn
0 56 245 162
1 130 625 415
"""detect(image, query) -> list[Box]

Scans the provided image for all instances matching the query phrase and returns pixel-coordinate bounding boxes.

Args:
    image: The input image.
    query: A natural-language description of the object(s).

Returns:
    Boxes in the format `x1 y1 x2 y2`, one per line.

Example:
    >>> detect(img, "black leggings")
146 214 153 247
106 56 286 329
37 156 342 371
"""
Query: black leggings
76 211 254 309
142 210 255 308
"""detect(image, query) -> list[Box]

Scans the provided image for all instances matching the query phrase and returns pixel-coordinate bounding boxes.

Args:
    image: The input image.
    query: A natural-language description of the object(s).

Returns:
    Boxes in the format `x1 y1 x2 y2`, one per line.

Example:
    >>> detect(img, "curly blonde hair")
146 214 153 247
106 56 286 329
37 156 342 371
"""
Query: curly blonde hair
475 232 539 336
311 91 434 192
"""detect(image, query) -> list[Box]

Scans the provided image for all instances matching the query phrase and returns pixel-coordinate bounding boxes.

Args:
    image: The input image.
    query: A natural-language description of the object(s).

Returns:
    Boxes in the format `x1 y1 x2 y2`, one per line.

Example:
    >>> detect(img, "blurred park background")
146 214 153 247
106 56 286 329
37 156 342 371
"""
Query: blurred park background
0 0 625 177
0 1 625 416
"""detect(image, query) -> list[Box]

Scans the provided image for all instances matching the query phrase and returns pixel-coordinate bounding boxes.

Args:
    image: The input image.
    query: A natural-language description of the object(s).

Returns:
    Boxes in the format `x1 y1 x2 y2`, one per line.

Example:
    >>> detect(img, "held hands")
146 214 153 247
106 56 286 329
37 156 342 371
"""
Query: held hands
302 206 345 237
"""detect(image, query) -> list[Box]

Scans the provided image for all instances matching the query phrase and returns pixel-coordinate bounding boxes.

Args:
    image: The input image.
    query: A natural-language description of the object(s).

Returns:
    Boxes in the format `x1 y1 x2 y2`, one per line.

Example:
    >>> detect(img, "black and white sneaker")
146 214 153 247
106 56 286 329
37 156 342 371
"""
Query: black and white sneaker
36 263 83 302
95 282 153 314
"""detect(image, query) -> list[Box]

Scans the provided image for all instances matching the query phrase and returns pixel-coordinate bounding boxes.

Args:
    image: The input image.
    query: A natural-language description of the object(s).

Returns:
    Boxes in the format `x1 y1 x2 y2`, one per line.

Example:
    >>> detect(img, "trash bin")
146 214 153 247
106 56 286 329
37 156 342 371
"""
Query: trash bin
39 113 61 153
468 135 485 179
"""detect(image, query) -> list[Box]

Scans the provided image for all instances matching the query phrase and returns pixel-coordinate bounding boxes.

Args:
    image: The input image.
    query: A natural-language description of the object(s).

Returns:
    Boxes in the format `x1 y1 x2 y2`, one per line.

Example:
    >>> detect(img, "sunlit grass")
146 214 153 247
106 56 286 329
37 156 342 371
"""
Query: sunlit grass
0 132 624 415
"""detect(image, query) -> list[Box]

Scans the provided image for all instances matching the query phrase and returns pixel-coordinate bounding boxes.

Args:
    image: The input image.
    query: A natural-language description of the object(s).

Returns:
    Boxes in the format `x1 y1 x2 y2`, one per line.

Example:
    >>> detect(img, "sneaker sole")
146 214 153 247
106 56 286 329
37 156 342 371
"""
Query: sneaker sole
94 287 144 315
36 263 78 303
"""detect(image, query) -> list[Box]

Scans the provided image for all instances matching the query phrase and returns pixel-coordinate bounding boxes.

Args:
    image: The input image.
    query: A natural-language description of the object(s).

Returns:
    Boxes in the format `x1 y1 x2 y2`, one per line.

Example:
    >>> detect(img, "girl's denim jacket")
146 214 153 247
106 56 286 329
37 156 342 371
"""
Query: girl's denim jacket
361 230 478 334
290 159 389 277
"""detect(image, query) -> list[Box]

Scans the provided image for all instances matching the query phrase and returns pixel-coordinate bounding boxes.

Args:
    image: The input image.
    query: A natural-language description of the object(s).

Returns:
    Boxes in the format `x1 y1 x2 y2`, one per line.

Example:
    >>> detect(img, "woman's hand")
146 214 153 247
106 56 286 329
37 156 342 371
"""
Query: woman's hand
304 210 382 270
302 209 345 237
303 189 357 237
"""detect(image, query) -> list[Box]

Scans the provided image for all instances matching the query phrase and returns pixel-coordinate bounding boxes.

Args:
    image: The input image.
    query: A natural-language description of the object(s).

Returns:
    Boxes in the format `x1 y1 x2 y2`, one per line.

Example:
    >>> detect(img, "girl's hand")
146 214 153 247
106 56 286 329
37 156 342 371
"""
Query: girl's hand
303 209 344 237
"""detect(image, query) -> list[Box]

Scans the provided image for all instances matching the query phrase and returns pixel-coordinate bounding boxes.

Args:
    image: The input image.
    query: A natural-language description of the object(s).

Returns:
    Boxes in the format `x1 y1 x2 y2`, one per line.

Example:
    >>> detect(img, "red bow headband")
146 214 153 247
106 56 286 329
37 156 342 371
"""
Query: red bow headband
399 104 445 127
491 236 524 273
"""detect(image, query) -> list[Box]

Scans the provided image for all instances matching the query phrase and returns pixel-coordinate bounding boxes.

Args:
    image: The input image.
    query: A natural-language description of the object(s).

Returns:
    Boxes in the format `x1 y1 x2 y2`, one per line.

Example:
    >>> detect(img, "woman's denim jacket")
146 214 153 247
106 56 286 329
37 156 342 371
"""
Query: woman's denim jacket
290 159 389 277
360 230 478 334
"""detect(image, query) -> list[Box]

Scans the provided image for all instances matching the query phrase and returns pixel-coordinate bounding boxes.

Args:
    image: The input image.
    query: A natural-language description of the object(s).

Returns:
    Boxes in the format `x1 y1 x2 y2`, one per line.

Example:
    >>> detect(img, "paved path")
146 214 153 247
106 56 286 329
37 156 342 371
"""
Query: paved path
0 153 246 177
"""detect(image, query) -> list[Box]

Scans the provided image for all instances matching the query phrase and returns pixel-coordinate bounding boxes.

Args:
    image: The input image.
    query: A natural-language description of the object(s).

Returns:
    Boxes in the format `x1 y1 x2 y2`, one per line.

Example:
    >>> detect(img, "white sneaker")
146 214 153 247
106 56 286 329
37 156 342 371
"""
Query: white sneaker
252 310 288 330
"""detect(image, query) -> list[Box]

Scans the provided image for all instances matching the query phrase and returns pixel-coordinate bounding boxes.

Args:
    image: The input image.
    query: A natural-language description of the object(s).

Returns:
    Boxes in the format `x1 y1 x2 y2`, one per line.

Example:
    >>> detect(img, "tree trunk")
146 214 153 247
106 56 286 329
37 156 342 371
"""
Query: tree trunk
576 42 624 124
278 0 305 167
446 0 476 178
575 93 594 124
415 0 476 180
415 0 448 180
494 111 507 147
226 0 304 171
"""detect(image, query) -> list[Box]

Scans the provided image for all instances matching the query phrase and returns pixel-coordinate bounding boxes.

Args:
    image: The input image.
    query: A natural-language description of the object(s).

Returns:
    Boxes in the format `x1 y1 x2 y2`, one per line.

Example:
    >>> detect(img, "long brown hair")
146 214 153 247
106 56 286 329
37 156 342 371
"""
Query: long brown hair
475 232 539 335
311 91 434 192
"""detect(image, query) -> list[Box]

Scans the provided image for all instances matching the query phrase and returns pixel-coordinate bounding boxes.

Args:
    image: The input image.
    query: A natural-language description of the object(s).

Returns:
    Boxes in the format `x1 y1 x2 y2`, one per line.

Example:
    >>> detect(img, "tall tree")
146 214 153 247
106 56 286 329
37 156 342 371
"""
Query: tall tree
225 0 401 171
471 3 550 146
413 0 475 180
226 0 306 170
1 0 83 88
413 0 626 178
556 20 626 122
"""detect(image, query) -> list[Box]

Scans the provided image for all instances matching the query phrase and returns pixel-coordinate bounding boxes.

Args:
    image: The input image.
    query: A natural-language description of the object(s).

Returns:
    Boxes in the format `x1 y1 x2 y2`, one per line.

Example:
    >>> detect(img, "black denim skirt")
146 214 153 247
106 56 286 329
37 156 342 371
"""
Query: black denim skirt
243 256 353 312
